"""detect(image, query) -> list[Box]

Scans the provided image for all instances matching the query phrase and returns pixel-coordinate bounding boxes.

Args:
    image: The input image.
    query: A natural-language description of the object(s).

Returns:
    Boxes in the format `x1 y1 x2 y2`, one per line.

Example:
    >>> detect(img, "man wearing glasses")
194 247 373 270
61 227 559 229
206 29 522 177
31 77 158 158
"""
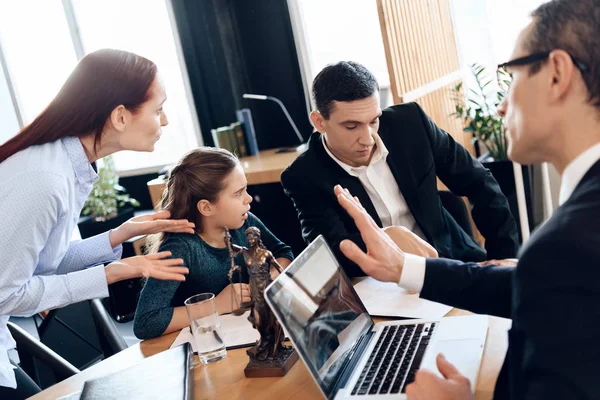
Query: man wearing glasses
336 0 600 398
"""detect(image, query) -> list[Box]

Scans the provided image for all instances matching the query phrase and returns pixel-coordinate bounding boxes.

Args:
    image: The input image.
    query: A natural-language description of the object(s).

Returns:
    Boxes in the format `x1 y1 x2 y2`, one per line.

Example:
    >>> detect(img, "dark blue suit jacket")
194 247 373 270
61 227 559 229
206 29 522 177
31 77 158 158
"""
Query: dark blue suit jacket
422 159 600 399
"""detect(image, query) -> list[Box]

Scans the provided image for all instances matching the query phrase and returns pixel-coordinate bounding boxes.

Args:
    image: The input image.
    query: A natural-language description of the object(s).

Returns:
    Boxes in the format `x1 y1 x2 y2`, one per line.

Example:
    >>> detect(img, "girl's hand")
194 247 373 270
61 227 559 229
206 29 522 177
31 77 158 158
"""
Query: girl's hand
215 284 251 314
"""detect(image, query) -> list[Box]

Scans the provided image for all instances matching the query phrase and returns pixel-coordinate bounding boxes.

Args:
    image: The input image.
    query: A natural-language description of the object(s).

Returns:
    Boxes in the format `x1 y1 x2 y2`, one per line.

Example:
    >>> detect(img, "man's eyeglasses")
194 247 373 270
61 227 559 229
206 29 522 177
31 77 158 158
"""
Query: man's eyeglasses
497 51 589 93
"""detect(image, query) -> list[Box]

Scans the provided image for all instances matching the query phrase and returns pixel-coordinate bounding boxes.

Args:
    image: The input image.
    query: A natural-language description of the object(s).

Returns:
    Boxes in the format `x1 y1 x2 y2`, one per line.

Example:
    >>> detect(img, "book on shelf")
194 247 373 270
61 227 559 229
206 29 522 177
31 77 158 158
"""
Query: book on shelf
213 121 251 157
236 108 259 156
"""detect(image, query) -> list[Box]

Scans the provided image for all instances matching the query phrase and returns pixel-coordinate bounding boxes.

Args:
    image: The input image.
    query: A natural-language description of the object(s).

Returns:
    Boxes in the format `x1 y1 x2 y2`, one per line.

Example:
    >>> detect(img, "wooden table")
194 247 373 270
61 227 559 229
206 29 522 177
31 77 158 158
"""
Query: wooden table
29 309 510 400
147 148 303 208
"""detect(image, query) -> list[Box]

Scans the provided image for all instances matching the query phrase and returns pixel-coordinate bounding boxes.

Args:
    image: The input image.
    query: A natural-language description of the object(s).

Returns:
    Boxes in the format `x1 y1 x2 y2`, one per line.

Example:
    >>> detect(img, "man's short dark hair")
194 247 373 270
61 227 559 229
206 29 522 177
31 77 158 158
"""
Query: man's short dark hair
312 61 379 119
528 0 600 107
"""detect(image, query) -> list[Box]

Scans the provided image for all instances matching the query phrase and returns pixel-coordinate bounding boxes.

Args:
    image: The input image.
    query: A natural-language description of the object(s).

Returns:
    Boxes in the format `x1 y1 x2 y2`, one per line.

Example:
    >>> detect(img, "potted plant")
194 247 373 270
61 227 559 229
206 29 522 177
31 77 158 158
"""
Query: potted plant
78 155 140 239
452 64 534 241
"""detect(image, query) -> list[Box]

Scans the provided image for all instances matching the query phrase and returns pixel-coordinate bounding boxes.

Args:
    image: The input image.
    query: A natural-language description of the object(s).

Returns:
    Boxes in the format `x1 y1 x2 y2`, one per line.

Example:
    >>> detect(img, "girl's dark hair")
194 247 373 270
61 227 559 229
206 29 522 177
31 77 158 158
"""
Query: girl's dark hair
146 147 239 254
0 48 157 163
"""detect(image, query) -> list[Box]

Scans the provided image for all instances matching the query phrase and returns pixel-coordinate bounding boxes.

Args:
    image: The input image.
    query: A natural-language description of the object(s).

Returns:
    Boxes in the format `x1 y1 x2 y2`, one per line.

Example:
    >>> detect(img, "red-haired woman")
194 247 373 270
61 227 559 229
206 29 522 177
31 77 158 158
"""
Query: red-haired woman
0 49 194 398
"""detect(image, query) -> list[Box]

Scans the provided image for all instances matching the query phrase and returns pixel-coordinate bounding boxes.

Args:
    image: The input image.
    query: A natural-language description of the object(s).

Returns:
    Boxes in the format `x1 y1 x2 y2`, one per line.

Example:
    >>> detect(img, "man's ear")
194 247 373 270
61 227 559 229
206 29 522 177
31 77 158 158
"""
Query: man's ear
109 105 129 133
197 199 214 217
310 110 327 133
548 49 577 103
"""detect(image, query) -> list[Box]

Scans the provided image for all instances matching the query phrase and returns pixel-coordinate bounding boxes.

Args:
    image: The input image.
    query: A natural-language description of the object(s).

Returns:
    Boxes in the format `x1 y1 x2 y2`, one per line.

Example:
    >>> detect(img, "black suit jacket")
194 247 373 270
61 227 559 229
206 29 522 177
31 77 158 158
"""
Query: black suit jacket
281 102 519 276
421 159 600 399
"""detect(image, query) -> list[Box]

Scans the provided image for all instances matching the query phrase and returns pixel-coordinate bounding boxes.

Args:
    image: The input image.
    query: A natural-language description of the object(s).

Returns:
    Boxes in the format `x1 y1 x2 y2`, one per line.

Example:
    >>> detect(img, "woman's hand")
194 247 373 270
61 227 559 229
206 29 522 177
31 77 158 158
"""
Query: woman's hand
215 284 251 314
104 251 189 284
109 210 195 246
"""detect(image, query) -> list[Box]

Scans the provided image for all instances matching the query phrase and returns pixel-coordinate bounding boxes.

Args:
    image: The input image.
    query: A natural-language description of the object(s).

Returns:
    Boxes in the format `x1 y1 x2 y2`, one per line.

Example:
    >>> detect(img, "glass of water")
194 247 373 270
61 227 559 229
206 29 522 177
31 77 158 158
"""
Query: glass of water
184 293 227 364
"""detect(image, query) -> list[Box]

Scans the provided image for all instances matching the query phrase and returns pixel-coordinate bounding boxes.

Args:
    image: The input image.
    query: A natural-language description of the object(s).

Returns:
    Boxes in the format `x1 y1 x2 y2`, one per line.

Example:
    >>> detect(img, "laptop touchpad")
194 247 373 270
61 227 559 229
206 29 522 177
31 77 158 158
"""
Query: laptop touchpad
420 339 483 391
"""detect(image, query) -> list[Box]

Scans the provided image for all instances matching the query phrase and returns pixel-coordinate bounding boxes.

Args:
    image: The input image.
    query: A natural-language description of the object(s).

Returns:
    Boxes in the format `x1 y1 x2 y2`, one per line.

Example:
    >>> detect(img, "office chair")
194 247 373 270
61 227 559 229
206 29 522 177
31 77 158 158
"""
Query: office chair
7 321 80 386
90 298 128 357
438 190 474 239
105 236 147 322
35 298 128 377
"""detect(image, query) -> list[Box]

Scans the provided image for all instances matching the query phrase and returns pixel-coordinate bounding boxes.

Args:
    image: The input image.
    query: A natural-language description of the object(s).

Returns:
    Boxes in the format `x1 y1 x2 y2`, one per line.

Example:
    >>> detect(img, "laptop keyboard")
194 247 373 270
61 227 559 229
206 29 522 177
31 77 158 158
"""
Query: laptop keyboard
350 322 436 396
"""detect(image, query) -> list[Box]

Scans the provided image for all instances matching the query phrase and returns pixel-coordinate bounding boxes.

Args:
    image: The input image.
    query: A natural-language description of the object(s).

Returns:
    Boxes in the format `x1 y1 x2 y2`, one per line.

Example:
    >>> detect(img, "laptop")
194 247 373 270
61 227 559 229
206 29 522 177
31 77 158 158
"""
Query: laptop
265 235 488 399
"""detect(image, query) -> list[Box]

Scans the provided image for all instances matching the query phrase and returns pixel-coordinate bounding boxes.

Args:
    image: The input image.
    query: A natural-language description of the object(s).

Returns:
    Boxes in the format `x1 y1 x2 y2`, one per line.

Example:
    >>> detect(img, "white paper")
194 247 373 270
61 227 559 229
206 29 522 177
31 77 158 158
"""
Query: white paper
353 277 452 319
170 311 260 353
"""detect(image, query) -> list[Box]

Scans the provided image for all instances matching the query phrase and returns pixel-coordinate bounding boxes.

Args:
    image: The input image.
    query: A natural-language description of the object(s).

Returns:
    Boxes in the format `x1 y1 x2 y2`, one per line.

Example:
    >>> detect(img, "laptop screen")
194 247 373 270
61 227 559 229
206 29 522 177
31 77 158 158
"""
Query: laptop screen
265 236 373 398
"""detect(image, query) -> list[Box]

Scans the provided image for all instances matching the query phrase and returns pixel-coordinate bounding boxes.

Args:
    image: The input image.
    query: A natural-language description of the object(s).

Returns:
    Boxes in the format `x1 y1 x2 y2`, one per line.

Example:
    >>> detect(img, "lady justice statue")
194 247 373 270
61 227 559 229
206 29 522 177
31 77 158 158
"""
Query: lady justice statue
224 227 298 377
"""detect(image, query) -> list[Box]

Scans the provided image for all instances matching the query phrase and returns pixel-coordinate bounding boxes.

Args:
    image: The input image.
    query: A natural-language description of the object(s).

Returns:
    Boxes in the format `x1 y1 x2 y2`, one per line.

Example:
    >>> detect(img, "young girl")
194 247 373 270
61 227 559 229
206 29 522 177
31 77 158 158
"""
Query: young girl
133 147 294 340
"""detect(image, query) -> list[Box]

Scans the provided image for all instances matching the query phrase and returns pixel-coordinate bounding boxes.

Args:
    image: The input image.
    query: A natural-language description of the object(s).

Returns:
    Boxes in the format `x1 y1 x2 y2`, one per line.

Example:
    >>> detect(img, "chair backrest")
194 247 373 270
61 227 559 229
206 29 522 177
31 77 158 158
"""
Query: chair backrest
104 237 146 323
7 321 80 382
90 299 128 356
438 190 474 239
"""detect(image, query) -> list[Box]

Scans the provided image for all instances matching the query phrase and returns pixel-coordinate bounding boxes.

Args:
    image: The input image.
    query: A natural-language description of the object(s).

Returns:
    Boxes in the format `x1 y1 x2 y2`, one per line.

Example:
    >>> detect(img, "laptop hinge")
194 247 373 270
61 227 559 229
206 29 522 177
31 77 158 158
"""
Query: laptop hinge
329 328 376 398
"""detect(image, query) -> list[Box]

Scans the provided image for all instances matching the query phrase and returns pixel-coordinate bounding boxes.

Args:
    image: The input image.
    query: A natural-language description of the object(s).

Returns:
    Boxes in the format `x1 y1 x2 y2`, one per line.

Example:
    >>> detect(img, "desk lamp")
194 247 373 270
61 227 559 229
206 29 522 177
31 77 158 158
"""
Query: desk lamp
243 94 308 153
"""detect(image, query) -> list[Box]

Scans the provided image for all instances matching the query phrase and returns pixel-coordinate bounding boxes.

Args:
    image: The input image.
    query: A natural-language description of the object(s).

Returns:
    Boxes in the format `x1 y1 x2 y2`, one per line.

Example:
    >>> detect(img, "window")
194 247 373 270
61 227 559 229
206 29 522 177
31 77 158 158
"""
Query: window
71 0 201 174
289 0 547 110
452 0 547 71
0 0 77 124
0 0 201 173
289 0 392 108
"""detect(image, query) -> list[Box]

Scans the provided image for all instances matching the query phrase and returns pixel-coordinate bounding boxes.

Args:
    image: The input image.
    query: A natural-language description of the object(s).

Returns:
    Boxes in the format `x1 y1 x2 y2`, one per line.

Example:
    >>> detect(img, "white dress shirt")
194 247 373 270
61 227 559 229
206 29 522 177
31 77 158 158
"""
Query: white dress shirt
399 143 600 293
559 142 600 205
0 136 122 388
322 134 424 238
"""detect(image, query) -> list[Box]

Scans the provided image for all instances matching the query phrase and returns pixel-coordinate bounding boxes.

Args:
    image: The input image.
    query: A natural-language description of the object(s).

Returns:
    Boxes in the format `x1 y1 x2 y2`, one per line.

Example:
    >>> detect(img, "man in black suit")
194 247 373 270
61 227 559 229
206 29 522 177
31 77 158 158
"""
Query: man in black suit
281 62 518 277
335 1 600 398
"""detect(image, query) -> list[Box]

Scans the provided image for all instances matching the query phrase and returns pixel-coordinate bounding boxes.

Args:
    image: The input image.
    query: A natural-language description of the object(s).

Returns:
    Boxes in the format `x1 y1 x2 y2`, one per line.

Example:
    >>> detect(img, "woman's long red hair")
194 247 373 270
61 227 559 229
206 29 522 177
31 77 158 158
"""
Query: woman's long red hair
0 48 157 163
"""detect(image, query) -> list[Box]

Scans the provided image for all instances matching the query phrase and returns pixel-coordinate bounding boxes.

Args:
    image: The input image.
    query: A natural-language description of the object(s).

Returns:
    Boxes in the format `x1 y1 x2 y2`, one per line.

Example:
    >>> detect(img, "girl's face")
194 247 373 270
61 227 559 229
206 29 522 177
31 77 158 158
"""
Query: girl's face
211 164 252 230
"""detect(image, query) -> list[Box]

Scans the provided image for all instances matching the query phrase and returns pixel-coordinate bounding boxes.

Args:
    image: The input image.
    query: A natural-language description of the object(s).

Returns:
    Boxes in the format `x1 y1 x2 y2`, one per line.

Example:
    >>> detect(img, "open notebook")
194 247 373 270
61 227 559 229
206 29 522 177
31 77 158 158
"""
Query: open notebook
171 310 293 353
171 310 260 352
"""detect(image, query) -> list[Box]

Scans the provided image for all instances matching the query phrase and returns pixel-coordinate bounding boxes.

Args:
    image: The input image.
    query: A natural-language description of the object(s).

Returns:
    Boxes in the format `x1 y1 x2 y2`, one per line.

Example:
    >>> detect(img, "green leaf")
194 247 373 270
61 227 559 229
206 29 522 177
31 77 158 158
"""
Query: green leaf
468 99 482 107
81 155 139 219
450 63 505 159
469 88 482 99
